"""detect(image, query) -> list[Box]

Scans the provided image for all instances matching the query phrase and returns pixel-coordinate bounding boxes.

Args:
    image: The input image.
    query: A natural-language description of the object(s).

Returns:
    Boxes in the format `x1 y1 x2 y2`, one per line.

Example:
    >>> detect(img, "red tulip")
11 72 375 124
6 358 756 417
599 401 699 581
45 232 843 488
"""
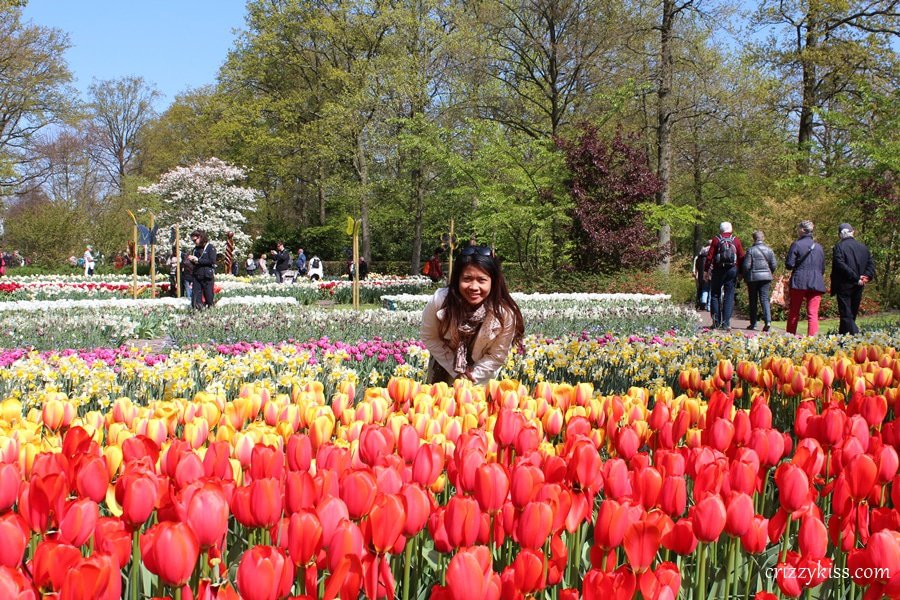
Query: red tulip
691 495 725 543
0 564 36 599
73 455 109 503
602 459 633 500
798 516 827 559
635 467 663 510
659 476 686 517
774 463 810 513
316 495 350 547
31 540 82 591
495 408 524 448
285 470 317 513
21 472 67 533
510 464 544 509
174 452 205 490
340 470 378 520
639 562 681 600
286 434 313 472
446 546 500 600
724 493 753 538
845 454 878 501
474 463 510 514
623 521 661 574
93 517 132 568
445 495 481 548
115 469 158 530
400 483 432 536
368 493 405 553
595 499 637 550
58 553 121 600
741 515 769 554
517 501 553 550
237 545 295 600
412 443 445 487
180 481 230 549
203 441 235 480
140 521 200 587
250 445 284 482
582 566 637 600
358 425 394 467
287 509 322 566
0 512 27 567
58 498 99 547
511 548 547 593
0 463 19 512
326 520 365 572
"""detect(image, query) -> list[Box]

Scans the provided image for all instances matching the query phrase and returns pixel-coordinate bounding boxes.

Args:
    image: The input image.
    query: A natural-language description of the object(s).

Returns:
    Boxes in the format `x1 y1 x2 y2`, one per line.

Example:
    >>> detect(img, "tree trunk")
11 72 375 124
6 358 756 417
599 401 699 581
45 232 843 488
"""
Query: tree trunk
656 0 675 273
411 167 425 275
692 142 704 253
797 20 818 175
317 161 326 225
355 131 371 261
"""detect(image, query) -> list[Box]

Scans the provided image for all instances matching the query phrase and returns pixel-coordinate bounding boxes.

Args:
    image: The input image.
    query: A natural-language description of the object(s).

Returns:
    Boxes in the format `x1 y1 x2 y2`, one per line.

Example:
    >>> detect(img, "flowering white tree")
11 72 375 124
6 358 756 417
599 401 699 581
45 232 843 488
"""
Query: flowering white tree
139 158 260 258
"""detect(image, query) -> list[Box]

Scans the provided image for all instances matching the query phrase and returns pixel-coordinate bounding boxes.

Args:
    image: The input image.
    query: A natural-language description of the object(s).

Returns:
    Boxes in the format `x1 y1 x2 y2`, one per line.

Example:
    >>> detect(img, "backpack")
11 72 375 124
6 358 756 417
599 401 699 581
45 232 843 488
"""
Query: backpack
310 257 321 269
421 260 431 276
714 234 737 268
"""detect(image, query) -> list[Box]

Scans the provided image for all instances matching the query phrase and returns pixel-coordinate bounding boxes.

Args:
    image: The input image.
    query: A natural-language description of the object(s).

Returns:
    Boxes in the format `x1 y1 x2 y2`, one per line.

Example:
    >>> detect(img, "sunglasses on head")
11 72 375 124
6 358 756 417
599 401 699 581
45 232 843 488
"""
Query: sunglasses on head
460 245 493 257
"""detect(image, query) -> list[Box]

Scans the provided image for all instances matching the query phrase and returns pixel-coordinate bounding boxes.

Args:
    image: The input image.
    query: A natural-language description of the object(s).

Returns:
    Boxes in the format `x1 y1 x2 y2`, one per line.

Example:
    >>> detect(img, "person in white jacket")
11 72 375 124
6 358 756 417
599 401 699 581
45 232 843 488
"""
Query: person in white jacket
420 247 524 385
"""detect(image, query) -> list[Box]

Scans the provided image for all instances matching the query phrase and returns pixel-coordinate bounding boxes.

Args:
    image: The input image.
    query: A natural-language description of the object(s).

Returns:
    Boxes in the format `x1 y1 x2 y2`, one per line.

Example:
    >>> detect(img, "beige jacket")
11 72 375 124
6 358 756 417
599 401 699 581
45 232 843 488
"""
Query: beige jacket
420 288 517 385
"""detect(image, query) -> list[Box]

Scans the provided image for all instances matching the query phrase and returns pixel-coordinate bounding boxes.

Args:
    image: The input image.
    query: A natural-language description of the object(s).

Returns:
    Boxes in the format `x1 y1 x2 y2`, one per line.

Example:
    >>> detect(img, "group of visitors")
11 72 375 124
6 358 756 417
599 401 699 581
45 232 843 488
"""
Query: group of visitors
245 244 324 282
694 220 875 336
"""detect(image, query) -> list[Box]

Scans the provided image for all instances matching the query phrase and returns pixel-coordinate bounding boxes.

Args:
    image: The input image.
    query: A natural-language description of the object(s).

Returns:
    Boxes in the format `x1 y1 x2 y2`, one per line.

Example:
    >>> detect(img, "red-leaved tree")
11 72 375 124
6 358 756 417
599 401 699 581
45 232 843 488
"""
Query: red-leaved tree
559 125 663 272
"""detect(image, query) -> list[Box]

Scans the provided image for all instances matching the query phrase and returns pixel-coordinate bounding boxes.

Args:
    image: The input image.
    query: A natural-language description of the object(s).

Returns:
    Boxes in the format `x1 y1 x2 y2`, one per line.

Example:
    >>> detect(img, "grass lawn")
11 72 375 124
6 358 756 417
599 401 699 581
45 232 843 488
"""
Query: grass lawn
770 311 900 335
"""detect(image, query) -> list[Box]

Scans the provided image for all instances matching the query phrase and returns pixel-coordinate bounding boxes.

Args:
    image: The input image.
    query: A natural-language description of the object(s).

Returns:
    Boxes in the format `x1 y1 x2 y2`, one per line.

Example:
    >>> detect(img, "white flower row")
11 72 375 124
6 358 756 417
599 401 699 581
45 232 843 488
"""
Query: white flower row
0 295 299 313
382 292 672 310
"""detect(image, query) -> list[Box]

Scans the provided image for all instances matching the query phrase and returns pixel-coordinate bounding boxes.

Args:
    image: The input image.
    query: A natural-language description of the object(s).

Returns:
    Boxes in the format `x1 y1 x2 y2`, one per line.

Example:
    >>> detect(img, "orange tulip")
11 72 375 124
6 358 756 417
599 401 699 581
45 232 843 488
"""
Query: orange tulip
31 539 82 591
93 517 132 569
445 495 481 548
368 493 405 554
286 509 322 566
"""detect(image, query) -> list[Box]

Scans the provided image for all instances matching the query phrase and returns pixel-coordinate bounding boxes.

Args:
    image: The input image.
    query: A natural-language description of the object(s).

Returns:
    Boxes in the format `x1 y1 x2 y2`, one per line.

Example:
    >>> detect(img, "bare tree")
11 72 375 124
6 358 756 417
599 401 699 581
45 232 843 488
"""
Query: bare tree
86 76 160 190
0 8 73 193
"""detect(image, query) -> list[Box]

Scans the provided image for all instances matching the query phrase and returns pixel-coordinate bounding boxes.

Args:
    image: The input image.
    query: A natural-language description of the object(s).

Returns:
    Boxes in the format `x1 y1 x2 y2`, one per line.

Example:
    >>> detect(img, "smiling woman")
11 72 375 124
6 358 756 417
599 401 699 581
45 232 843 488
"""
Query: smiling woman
420 248 525 385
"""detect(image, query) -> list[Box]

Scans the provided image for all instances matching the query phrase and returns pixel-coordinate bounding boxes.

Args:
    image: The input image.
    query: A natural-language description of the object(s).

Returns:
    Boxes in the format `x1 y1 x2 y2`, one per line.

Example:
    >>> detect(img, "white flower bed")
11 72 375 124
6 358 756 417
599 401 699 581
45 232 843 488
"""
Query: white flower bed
381 292 673 311
0 295 298 313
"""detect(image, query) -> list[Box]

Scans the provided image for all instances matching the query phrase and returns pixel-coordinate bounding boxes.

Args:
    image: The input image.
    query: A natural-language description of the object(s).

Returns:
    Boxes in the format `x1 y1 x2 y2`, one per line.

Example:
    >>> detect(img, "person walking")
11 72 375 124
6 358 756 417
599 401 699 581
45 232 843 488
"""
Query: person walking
830 223 875 335
705 222 745 330
245 254 258 276
423 248 445 283
742 230 777 332
785 220 826 336
295 248 307 276
188 230 217 309
693 240 712 310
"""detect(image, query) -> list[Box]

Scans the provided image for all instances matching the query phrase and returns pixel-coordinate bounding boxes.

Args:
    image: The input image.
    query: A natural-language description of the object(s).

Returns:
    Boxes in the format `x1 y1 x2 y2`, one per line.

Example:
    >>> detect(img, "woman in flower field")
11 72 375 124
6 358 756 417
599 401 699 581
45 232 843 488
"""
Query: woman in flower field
420 245 524 385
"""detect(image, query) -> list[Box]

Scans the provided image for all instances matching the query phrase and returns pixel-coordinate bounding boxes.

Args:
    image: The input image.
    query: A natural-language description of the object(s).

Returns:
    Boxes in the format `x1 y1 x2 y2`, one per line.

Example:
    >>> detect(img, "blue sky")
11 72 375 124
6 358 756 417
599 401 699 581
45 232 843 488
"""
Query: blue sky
22 0 248 111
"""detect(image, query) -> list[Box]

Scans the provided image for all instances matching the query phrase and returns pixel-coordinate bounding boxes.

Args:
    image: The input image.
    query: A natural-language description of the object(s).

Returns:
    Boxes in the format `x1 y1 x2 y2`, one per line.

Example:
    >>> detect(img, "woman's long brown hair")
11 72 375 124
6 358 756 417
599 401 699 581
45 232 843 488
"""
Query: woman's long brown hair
438 252 524 350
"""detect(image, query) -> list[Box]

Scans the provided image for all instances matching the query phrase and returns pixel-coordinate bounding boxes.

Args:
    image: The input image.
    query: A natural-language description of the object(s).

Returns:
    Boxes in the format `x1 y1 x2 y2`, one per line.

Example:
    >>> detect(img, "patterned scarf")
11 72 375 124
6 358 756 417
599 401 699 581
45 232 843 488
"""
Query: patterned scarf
454 303 488 376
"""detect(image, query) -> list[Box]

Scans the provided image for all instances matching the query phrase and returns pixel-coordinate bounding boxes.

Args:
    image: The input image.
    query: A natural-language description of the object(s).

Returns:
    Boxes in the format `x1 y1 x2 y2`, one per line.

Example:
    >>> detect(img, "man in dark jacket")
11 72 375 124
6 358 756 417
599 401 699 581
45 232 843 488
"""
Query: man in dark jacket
705 222 745 330
271 242 292 283
831 223 875 335
741 230 778 332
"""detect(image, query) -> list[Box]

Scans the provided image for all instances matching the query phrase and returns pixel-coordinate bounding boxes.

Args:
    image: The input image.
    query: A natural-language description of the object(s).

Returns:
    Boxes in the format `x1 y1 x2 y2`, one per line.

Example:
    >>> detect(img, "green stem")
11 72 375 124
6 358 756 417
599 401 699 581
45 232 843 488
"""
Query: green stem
780 515 792 563
130 530 140 600
697 542 707 600
403 541 413 600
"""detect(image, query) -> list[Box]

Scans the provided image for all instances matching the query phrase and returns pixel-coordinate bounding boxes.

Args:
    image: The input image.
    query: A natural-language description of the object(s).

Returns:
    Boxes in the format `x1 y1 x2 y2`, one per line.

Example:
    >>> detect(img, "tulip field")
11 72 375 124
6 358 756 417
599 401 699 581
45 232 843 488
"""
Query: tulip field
0 276 899 599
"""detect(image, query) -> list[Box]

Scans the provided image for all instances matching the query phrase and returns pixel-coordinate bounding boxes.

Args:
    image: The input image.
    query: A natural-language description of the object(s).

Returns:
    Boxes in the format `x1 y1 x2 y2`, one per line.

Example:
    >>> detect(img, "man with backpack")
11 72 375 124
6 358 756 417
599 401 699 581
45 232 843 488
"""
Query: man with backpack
705 222 745 330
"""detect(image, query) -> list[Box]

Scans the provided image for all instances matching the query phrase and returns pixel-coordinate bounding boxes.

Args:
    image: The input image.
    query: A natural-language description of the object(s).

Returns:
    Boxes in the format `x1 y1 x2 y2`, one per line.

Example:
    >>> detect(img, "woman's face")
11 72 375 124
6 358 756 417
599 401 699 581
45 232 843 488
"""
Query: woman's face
459 265 492 307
